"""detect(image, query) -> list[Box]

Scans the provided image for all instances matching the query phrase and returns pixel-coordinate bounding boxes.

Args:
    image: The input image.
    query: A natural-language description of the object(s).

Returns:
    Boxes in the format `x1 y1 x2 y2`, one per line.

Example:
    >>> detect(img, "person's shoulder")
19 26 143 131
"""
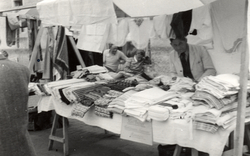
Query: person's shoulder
0 60 30 75
103 49 110 54
189 44 206 50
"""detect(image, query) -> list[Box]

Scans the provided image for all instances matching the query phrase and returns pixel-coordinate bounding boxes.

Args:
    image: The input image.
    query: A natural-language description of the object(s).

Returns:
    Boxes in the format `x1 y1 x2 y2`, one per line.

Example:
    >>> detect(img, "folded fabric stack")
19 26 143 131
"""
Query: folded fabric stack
124 87 178 122
216 102 250 129
43 79 86 95
192 91 237 109
94 90 123 118
81 65 108 74
108 90 138 114
94 97 113 118
195 74 239 99
148 105 171 121
51 82 96 104
71 103 94 118
63 85 110 103
193 121 219 134
190 74 242 133
104 79 138 92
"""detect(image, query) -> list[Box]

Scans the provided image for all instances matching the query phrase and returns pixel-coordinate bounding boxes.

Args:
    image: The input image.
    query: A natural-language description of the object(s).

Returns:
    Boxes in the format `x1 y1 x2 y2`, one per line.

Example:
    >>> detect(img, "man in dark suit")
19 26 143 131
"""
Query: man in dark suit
169 37 216 82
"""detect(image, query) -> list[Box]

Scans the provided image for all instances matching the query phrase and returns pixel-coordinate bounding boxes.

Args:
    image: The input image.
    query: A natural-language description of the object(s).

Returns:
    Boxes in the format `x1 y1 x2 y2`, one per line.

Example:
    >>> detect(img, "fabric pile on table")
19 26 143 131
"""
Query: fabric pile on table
107 90 138 114
103 79 138 92
124 87 178 121
94 90 123 118
190 74 243 133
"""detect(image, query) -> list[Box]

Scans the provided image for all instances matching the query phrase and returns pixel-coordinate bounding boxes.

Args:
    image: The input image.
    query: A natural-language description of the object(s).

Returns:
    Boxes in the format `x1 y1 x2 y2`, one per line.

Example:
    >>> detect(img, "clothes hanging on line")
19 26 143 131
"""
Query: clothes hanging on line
77 23 110 53
126 18 155 49
106 18 129 47
210 0 245 53
187 4 213 47
153 14 173 39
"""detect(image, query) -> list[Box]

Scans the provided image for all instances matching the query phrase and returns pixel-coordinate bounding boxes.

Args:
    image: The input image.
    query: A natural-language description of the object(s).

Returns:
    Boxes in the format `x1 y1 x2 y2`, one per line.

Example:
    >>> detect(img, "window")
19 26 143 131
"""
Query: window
13 0 23 7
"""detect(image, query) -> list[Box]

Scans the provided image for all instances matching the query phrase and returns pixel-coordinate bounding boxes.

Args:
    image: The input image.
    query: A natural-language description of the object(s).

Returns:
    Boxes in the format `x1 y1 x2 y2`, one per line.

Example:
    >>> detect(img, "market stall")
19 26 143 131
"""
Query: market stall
27 0 250 156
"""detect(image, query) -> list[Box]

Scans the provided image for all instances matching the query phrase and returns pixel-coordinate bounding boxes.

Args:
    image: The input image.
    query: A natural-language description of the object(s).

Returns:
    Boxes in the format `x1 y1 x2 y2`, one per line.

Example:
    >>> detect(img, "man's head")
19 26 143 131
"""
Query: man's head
110 45 118 55
135 49 145 62
170 37 188 55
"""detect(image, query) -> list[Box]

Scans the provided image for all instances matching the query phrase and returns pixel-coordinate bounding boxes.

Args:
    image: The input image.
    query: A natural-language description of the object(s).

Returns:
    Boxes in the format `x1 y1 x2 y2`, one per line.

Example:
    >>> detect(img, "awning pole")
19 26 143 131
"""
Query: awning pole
234 0 249 155
0 5 36 13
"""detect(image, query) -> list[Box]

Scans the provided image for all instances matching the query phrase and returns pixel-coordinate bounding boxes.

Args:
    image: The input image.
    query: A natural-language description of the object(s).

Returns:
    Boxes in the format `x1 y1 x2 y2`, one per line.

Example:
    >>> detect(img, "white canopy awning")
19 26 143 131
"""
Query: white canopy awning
113 0 216 17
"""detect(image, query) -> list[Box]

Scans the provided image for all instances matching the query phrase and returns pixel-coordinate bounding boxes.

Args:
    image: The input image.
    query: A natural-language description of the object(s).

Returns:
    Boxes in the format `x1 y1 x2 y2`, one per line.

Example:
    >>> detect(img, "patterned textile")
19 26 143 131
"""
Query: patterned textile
71 103 93 118
94 106 113 118
193 121 219 133
192 91 224 109
196 74 239 99
53 26 70 79
104 79 138 92
94 97 112 106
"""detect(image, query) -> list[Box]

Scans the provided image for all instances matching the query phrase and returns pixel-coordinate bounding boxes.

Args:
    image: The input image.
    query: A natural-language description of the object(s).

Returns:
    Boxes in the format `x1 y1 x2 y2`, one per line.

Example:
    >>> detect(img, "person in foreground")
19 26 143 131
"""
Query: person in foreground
113 49 151 79
103 44 128 72
0 50 37 156
169 37 216 82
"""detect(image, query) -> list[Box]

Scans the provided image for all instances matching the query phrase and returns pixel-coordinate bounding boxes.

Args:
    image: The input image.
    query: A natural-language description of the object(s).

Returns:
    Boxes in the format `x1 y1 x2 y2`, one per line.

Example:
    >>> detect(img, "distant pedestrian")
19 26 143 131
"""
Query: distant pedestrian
0 53 37 156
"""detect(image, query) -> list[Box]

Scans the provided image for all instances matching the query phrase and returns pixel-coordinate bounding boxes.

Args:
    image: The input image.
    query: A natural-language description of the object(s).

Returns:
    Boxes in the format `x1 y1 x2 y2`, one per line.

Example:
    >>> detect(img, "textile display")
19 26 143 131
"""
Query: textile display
53 26 70 79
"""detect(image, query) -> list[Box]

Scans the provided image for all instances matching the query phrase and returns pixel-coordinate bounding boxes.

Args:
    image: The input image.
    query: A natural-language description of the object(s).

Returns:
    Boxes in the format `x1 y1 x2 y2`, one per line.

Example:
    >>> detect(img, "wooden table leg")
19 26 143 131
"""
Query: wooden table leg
63 117 69 156
191 148 199 156
48 112 59 150
173 145 182 156
48 113 69 156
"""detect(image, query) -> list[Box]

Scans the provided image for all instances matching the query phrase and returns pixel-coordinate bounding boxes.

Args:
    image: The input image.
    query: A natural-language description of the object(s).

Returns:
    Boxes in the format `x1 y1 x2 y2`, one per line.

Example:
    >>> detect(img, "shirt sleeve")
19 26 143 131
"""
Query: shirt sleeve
103 50 108 64
123 58 133 73
119 51 128 62
199 47 216 81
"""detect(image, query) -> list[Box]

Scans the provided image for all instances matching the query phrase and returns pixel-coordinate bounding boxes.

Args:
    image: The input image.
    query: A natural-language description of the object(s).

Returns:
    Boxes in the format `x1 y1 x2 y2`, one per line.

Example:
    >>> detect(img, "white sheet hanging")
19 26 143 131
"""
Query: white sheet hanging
153 14 173 39
126 18 155 49
76 23 110 53
112 0 208 17
106 18 129 47
37 0 117 27
187 5 213 47
210 0 245 53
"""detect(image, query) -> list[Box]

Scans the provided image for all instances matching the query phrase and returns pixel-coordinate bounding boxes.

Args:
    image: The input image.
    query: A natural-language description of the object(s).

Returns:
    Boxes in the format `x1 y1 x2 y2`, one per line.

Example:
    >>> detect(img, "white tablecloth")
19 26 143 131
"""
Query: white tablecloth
38 95 242 156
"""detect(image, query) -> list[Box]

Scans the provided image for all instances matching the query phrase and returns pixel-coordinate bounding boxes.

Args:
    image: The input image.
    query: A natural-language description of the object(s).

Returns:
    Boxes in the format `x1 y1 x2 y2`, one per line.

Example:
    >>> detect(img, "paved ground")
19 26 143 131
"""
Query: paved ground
29 118 159 156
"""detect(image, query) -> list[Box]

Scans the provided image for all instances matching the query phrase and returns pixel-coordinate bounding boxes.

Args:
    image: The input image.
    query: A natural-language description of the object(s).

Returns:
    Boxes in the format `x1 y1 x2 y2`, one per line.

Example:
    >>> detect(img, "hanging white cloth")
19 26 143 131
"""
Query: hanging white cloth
106 18 129 47
126 18 155 49
76 23 110 53
187 5 213 47
37 0 117 27
210 0 245 53
153 14 173 39
112 0 212 17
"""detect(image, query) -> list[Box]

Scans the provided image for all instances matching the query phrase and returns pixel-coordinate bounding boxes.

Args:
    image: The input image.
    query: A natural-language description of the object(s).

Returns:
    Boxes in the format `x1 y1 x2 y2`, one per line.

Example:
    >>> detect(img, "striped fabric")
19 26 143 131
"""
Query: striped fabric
193 121 219 133
71 103 93 118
